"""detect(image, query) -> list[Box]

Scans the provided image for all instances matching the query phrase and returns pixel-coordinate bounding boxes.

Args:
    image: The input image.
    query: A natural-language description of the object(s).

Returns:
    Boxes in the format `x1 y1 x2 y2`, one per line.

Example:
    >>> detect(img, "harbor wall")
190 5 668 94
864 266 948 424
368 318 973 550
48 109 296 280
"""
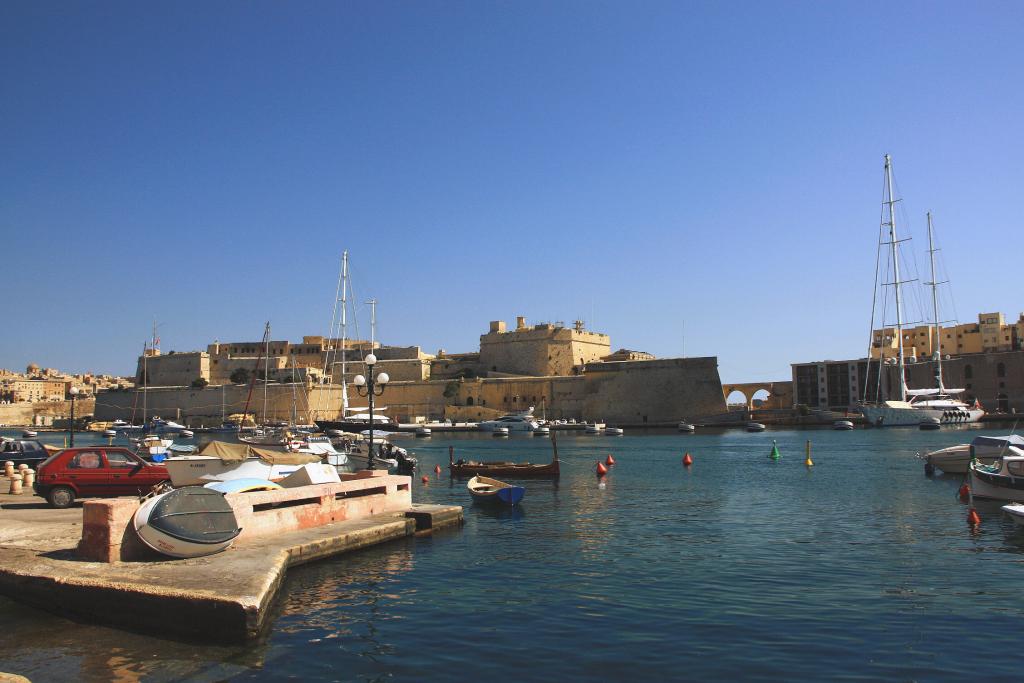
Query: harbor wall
94 356 727 425
0 399 96 427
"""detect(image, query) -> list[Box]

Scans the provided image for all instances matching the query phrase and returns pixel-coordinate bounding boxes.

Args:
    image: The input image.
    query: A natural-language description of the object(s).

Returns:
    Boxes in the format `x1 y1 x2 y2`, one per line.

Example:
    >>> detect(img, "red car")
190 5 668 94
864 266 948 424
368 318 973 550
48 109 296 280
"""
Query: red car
34 447 169 508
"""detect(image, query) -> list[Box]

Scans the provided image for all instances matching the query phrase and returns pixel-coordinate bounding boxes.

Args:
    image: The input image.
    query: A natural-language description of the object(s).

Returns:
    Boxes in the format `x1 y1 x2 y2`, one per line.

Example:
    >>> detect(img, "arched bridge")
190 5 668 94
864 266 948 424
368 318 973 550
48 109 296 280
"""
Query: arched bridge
722 382 790 411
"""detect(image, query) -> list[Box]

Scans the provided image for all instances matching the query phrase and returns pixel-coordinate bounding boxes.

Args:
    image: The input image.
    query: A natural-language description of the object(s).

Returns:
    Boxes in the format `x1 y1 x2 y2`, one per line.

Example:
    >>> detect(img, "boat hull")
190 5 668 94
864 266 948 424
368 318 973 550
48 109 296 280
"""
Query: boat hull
860 405 984 427
467 476 526 505
163 456 303 487
450 461 560 478
133 487 240 558
969 468 1024 502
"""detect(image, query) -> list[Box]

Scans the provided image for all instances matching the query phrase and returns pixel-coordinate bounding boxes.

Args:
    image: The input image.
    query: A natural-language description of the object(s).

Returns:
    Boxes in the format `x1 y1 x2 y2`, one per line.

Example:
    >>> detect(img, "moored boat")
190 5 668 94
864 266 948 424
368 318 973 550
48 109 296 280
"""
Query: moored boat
163 441 319 486
968 447 1024 501
833 420 854 431
533 426 550 436
746 422 766 432
492 427 510 437
1002 503 1024 527
678 422 696 433
919 417 942 430
448 441 561 478
923 435 1024 474
415 426 432 437
467 476 525 505
133 486 241 559
604 427 624 436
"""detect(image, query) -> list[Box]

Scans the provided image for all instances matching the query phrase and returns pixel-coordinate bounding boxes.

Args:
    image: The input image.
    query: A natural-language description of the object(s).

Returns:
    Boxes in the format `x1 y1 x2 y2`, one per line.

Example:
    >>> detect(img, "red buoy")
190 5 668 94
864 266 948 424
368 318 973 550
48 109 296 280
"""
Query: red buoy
596 461 608 476
606 454 615 466
683 452 693 467
421 475 430 484
958 484 971 503
434 464 442 474
967 508 981 525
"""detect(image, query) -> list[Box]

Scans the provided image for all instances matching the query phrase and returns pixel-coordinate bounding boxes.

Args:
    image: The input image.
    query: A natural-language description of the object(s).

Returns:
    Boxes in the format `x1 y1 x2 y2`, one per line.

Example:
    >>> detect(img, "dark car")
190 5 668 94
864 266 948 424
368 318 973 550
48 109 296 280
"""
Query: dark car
34 447 169 508
0 439 52 469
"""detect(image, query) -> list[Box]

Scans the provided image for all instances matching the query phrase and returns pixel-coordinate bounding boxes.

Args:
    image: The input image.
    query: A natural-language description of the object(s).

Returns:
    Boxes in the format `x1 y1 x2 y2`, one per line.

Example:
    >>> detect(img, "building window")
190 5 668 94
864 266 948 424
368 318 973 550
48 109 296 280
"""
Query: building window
964 364 973 379
997 363 1006 378
466 397 474 406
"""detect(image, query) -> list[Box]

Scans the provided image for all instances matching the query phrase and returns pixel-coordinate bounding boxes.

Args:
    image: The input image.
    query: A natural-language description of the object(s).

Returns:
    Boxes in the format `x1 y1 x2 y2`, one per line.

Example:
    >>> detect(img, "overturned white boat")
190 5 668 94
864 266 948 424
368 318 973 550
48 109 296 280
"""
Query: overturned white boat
163 441 320 487
134 486 241 558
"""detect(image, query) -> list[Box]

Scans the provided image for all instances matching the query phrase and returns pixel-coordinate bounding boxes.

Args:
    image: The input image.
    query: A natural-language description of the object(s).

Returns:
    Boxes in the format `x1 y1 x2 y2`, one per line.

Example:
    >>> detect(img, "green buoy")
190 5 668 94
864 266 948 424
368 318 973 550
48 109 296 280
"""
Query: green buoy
768 439 781 461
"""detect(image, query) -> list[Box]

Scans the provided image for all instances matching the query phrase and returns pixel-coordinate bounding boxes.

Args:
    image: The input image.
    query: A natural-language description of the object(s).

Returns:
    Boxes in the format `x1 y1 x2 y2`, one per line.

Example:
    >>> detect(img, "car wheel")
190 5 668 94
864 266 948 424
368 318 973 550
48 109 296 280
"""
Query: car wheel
47 486 75 509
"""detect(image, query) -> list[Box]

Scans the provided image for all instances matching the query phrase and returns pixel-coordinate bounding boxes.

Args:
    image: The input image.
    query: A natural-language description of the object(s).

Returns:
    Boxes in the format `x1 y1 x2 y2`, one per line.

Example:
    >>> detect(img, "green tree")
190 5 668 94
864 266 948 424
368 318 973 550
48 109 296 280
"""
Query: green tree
191 377 209 389
230 368 250 385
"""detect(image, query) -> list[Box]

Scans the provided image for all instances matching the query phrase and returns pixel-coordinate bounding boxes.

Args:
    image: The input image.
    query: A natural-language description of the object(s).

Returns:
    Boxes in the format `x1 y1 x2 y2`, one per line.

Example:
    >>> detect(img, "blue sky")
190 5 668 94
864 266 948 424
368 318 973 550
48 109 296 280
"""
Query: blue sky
2 1 1022 382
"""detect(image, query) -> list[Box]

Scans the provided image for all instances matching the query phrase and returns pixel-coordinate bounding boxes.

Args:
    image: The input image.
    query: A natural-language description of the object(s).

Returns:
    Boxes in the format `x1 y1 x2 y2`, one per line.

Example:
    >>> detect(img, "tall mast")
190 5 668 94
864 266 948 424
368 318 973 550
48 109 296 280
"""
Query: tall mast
367 298 377 348
926 212 946 392
263 322 271 425
142 341 148 425
341 251 349 415
883 154 908 402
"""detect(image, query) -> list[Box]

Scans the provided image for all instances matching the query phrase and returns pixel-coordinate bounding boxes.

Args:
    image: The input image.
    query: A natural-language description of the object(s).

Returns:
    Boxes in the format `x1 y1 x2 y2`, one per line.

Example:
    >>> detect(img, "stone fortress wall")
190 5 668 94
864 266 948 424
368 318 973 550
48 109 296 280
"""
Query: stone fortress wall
106 316 728 425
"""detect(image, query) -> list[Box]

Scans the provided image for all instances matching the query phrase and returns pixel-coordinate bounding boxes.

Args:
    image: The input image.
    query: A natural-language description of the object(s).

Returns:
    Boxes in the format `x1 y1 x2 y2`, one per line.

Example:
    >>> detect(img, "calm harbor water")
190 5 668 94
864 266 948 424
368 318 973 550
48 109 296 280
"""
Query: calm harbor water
2 426 1024 681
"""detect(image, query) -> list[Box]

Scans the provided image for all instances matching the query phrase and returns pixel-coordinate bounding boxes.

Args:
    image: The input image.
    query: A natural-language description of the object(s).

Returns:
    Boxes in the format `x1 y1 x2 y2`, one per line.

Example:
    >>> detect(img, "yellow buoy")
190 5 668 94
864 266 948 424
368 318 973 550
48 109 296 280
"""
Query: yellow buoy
805 440 814 467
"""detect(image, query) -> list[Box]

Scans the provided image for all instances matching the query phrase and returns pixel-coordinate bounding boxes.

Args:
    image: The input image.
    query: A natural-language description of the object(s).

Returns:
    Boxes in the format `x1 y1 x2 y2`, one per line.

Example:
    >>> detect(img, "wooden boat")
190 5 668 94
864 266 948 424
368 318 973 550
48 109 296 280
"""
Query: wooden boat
448 438 561 478
133 486 241 558
467 476 525 505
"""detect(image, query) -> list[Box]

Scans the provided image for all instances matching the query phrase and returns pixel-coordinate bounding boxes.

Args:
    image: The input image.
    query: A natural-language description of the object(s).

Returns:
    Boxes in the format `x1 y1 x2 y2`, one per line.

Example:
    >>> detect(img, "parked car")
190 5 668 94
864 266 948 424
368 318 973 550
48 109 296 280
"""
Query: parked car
34 447 169 508
0 439 52 469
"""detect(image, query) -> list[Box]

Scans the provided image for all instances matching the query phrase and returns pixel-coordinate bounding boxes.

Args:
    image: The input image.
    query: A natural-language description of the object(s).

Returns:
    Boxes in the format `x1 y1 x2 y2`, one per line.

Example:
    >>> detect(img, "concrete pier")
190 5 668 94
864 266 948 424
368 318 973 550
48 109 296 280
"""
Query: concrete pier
0 491 461 643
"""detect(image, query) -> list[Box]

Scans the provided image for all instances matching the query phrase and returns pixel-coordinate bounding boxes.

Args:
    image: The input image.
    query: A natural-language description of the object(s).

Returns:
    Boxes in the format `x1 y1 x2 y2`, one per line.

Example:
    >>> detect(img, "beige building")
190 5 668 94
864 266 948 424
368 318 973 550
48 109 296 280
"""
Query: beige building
871 311 1024 360
0 378 69 403
479 317 611 377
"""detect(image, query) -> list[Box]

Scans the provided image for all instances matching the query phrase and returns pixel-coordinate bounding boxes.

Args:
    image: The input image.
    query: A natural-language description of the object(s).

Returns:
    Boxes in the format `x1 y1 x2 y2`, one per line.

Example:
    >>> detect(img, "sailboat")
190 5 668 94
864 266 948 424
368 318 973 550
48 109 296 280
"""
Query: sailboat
858 156 985 427
314 253 398 433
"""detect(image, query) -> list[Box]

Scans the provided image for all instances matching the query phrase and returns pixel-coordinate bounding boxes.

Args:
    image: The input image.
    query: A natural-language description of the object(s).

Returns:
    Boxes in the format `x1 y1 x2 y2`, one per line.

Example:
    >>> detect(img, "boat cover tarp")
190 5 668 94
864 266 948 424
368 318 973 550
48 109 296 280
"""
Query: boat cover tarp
905 388 966 396
972 435 1024 449
149 487 241 544
196 440 320 465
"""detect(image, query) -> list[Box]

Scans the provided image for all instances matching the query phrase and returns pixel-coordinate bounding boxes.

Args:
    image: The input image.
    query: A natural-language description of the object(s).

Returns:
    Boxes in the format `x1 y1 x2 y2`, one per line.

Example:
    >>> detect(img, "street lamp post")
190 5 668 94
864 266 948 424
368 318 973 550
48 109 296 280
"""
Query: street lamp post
69 386 80 447
353 354 389 469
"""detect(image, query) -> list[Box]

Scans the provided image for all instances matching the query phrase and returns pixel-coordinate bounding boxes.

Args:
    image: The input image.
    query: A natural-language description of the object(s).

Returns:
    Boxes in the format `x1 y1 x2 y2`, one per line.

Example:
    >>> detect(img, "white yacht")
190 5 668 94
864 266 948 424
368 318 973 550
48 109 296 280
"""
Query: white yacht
923 435 1024 474
478 408 539 433
857 157 984 428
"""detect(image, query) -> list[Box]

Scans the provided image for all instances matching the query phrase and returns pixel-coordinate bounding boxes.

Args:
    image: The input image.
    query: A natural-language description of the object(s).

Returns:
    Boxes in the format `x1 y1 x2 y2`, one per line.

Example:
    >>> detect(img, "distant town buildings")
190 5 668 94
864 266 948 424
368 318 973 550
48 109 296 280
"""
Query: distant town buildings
794 310 1024 414
0 364 130 404
872 311 1024 360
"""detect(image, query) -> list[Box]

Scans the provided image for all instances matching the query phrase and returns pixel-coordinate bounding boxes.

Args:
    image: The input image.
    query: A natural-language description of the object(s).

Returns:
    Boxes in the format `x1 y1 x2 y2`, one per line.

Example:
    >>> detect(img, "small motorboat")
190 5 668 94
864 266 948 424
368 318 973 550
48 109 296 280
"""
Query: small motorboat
467 475 525 506
923 435 1024 474
1002 503 1024 527
678 422 695 433
968 447 1024 501
919 417 942 430
746 422 766 432
133 486 242 558
533 426 550 436
584 424 602 435
492 427 510 437
833 420 854 431
415 426 432 437
180 429 195 438
102 429 118 438
22 430 37 438
604 427 624 436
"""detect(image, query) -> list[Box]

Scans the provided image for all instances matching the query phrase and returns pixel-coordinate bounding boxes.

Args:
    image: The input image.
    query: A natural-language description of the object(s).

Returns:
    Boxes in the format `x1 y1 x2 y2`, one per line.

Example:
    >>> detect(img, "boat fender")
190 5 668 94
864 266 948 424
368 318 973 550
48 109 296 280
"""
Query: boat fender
924 461 935 476
421 476 430 484
958 484 970 503
967 508 981 526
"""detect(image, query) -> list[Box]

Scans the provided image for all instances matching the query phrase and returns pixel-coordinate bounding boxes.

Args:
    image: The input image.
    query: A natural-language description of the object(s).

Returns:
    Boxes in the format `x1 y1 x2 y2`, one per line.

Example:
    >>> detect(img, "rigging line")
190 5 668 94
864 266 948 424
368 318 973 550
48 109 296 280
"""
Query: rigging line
864 203 887 403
